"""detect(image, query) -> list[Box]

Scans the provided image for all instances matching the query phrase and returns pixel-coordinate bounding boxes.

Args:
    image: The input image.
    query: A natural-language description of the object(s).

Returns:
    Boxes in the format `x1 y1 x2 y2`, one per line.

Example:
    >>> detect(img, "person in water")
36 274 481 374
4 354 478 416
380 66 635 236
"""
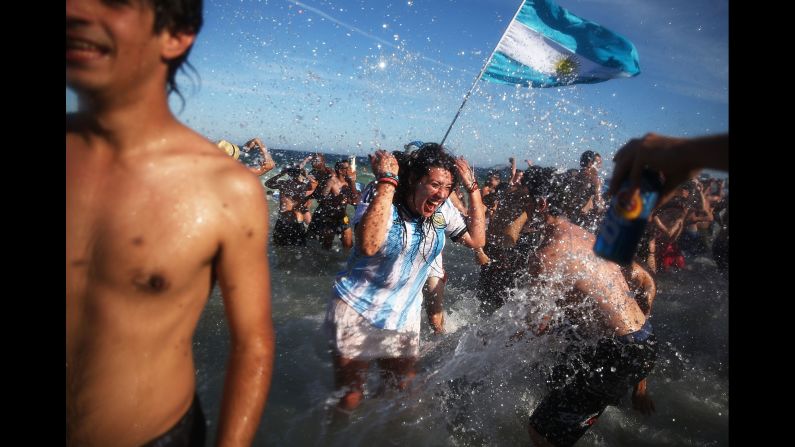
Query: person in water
326 143 486 413
504 166 657 447
67 0 275 445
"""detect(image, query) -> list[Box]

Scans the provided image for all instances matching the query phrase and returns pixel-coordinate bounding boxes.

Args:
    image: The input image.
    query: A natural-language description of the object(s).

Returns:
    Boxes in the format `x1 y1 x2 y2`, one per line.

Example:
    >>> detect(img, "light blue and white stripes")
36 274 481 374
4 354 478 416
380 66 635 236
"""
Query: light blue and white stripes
482 0 640 88
333 185 466 331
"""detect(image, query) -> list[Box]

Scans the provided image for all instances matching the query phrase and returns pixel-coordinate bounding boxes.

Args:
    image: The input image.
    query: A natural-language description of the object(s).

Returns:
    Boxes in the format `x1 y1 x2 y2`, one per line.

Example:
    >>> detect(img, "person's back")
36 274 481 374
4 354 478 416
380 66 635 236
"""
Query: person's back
533 218 647 335
504 167 656 446
66 1 274 445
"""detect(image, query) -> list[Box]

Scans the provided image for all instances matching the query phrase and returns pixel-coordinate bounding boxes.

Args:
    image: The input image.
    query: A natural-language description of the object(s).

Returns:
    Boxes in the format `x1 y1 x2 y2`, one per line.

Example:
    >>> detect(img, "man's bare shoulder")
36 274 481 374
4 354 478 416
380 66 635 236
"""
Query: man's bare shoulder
174 129 266 202
538 220 593 260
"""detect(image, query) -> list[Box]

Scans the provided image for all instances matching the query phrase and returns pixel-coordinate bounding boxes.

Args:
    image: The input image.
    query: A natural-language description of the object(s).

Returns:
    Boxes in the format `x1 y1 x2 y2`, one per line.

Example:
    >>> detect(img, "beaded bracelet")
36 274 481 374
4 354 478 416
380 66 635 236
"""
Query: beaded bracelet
378 177 398 188
379 171 399 182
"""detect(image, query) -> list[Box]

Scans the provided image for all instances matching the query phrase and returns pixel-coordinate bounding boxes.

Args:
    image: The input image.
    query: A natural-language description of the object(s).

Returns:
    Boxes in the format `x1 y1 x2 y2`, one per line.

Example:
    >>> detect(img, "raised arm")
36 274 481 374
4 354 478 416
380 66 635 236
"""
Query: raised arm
453 156 486 248
264 170 285 190
214 171 275 446
508 157 518 186
356 150 399 256
344 170 361 205
244 138 275 176
298 155 313 169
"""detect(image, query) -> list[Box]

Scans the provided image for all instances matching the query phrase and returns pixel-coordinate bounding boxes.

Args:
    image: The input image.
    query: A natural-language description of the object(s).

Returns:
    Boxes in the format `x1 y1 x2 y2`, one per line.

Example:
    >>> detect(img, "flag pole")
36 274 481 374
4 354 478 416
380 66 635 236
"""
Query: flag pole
440 0 527 146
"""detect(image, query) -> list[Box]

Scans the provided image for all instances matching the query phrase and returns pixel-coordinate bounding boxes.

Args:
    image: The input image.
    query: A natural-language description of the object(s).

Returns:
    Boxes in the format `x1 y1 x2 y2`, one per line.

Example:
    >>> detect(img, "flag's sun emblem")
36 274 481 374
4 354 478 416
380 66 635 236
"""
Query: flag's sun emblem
432 212 447 229
554 56 580 79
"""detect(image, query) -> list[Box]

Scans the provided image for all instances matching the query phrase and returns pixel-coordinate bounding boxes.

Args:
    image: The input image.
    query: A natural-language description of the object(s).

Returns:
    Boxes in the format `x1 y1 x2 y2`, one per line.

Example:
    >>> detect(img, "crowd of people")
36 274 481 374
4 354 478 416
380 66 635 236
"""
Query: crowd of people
66 0 728 445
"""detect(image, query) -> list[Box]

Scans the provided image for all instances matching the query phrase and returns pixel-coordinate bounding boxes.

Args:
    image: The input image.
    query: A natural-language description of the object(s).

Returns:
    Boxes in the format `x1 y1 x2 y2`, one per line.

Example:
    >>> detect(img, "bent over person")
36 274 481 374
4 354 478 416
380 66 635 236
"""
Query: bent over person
504 167 657 447
66 1 275 446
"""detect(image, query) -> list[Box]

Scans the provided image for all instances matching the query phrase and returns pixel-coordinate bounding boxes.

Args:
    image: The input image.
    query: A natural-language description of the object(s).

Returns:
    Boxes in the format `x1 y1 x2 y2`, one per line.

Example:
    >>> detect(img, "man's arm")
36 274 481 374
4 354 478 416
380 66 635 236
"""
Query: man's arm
264 171 285 190
244 138 275 176
632 378 655 416
624 262 656 316
298 155 313 169
508 157 518 186
214 172 275 447
344 172 361 205
512 254 557 341
609 133 728 206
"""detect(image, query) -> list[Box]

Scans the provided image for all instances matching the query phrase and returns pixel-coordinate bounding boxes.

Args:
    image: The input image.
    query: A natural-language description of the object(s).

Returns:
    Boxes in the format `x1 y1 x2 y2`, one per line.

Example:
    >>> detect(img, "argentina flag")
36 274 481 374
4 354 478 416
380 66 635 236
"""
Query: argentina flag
482 0 640 88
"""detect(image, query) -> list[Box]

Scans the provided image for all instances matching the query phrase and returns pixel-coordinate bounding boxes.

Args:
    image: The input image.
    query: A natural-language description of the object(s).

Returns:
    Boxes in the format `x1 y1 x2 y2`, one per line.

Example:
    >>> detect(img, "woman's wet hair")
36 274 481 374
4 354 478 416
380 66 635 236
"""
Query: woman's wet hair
390 143 459 260
393 143 460 208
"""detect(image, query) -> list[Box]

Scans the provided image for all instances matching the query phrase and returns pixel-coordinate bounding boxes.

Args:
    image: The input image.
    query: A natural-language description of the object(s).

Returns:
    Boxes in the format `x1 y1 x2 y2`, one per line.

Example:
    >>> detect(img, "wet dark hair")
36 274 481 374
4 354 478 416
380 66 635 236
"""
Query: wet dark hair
285 167 304 177
150 0 204 106
579 150 601 168
522 165 566 216
334 160 350 171
394 143 460 209
390 143 460 259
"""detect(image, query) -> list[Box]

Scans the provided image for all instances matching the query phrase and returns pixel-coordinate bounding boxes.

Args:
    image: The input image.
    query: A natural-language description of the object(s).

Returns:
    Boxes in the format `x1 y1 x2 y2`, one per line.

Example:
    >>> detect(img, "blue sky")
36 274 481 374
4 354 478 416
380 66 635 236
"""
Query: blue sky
66 0 728 173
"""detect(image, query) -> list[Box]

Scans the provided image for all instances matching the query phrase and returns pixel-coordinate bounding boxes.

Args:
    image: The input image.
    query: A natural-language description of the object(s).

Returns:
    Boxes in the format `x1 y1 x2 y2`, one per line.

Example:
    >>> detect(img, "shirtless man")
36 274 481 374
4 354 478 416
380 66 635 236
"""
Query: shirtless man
265 166 316 246
66 1 275 446
504 167 657 447
475 172 536 315
649 191 690 273
307 160 361 250
568 150 605 232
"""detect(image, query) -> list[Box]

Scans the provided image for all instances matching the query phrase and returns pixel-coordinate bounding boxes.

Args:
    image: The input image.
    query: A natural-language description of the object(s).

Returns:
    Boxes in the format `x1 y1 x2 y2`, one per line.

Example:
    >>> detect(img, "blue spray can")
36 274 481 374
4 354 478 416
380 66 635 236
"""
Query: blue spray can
593 169 663 265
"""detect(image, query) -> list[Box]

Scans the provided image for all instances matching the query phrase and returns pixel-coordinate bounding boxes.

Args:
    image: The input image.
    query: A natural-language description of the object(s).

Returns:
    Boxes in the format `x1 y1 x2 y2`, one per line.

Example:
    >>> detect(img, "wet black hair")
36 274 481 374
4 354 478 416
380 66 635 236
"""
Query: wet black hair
579 150 601 168
285 167 304 177
389 143 460 261
522 165 565 216
149 0 204 106
334 160 350 171
394 143 460 209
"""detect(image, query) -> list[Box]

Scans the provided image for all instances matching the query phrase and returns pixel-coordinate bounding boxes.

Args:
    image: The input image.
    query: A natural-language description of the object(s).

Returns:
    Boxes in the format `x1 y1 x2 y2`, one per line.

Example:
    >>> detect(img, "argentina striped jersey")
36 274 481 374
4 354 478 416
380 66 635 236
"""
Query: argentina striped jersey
332 183 467 331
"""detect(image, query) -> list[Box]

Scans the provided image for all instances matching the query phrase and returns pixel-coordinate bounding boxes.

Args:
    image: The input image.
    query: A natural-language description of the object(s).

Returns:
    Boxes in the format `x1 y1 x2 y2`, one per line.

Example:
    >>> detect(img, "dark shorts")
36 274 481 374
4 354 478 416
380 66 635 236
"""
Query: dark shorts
307 207 349 239
679 229 707 256
712 229 728 271
476 263 518 315
273 218 307 246
141 395 206 447
476 233 538 315
529 321 657 447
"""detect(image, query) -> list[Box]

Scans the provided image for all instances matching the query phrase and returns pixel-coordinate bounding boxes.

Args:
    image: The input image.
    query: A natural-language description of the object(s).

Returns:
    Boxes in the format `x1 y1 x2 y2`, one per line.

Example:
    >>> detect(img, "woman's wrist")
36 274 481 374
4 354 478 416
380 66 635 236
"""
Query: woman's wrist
466 179 479 193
